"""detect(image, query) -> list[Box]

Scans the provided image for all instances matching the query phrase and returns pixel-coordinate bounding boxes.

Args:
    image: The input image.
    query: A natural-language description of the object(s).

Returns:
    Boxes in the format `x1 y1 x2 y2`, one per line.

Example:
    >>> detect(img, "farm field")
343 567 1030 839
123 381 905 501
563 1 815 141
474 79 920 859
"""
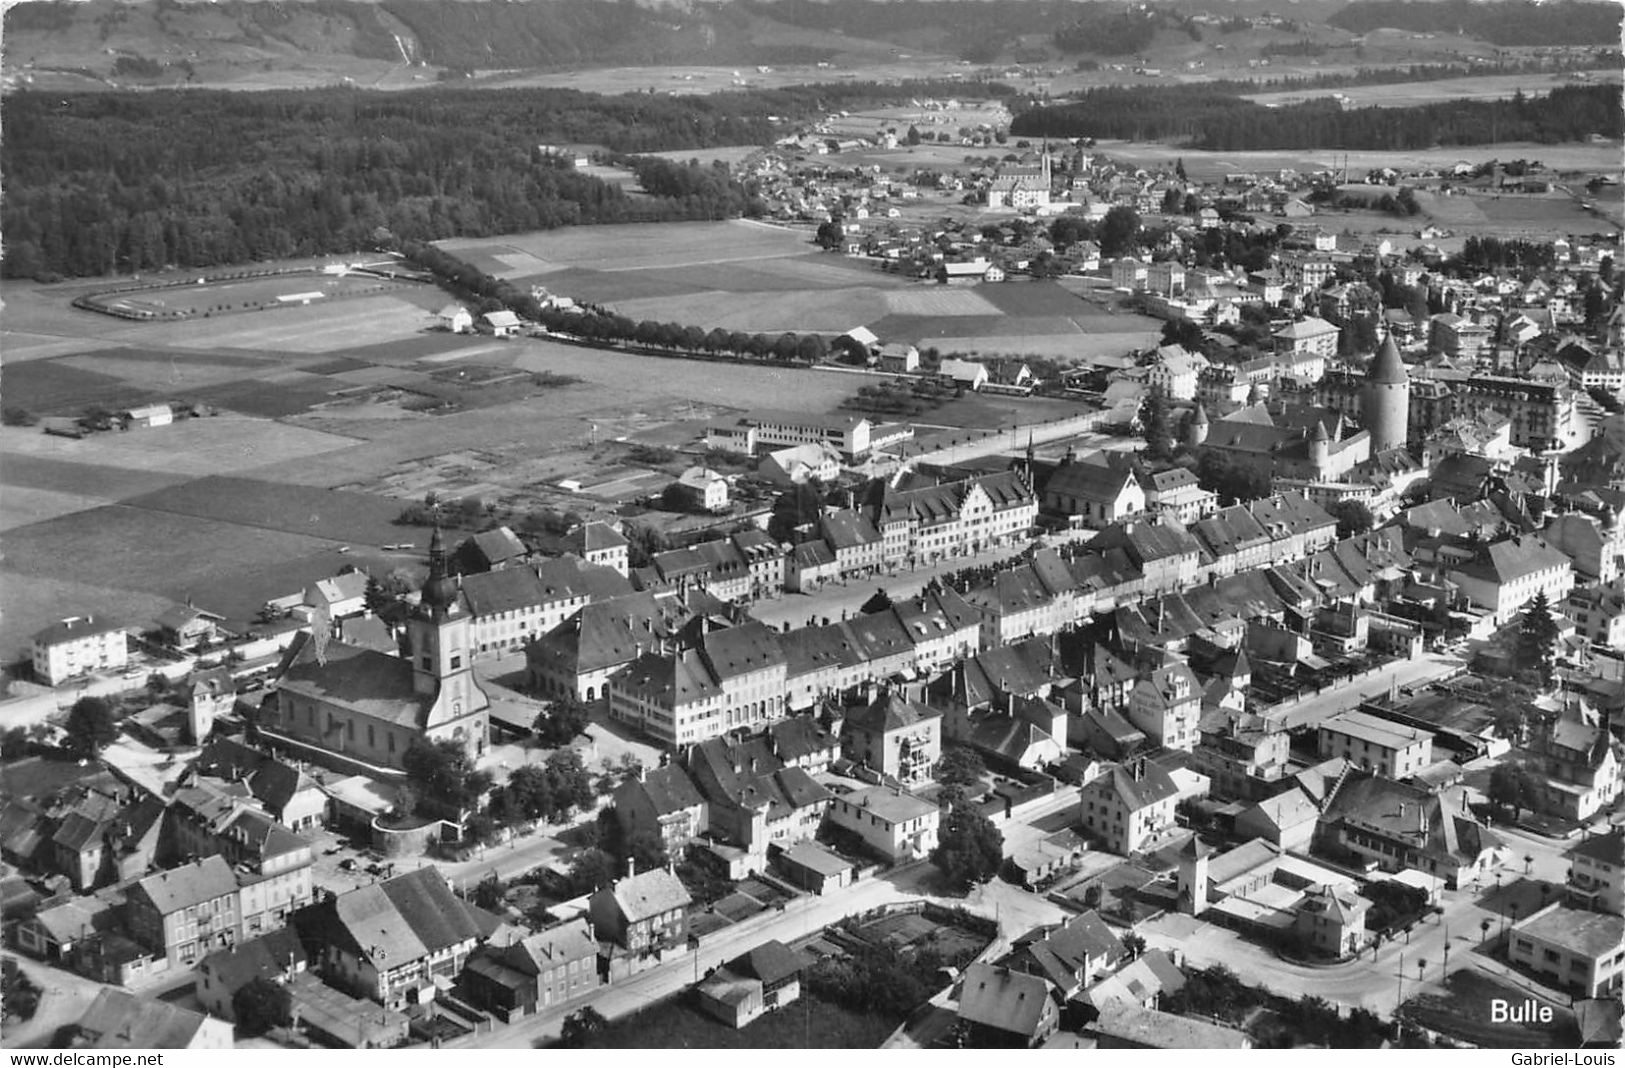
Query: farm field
1088 139 1623 185
1244 71 1622 110
124 476 417 546
0 215 1129 667
445 222 1167 353
439 220 814 273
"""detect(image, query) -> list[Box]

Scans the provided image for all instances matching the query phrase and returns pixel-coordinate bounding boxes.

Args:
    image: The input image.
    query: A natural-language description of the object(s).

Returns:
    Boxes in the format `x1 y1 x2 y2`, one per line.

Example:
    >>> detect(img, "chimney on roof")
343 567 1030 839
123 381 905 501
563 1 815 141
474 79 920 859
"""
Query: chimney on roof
627 857 636 879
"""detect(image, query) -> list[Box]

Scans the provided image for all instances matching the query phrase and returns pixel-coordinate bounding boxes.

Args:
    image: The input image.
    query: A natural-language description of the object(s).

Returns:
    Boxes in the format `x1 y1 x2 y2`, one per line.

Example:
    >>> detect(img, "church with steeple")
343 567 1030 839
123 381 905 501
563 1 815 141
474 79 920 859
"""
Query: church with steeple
258 528 490 776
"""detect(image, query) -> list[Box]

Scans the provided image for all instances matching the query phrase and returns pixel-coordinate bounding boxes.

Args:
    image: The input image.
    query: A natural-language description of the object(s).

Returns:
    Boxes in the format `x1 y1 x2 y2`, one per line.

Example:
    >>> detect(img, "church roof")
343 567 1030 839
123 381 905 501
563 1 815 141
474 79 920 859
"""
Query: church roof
275 633 428 728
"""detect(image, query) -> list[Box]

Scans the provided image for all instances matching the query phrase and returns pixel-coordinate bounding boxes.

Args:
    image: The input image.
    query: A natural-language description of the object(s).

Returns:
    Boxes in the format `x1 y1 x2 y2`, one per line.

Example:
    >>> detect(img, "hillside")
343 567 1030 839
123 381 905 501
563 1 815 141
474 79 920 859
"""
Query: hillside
4 0 1617 90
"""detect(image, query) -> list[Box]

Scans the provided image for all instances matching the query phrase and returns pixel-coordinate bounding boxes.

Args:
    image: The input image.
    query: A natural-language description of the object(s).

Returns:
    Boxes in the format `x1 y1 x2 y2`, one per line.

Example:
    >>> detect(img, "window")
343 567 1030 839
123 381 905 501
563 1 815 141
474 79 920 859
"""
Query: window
450 655 462 670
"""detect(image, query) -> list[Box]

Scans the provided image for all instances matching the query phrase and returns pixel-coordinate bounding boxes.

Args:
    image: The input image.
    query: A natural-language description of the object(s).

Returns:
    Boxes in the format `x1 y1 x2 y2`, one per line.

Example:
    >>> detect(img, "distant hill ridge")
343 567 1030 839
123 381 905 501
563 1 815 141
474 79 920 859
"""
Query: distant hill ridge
6 0 1617 80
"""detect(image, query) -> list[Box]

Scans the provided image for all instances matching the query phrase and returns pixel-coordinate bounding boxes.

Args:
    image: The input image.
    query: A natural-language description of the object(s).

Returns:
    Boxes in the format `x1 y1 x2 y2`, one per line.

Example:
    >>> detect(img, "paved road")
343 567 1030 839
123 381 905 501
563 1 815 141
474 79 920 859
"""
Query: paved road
449 863 939 1049
450 833 1071 1048
2 952 116 1049
1264 652 1466 731
746 532 1091 633
1139 869 1572 1023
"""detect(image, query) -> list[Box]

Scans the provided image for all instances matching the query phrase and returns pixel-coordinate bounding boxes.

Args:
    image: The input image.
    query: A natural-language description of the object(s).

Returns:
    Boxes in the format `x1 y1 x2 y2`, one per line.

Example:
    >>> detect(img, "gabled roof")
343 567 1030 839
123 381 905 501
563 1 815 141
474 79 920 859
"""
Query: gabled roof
307 571 369 608
1453 535 1572 586
32 616 126 647
958 962 1055 1038
198 927 307 995
606 867 692 923
846 691 940 735
620 764 706 817
1090 762 1179 812
274 634 427 728
317 867 485 967
1567 828 1623 868
820 509 881 550
133 856 239 915
75 988 215 1049
699 621 786 680
732 940 809 986
1044 459 1137 505
464 527 528 568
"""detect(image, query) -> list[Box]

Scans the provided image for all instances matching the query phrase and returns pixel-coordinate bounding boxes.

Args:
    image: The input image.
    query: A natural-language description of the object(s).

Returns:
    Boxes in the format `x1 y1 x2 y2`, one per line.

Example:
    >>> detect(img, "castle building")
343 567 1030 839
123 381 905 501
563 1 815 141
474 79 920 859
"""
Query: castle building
1364 334 1411 452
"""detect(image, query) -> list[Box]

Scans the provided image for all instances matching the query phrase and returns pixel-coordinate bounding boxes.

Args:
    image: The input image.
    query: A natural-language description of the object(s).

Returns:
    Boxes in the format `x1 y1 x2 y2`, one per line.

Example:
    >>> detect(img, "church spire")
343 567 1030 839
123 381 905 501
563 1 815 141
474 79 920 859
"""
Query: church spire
418 524 459 621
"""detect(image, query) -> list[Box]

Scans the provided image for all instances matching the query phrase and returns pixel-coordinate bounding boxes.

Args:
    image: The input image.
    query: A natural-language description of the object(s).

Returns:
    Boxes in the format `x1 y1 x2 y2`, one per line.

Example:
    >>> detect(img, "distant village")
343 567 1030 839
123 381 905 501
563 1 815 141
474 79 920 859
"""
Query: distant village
4 125 1624 1051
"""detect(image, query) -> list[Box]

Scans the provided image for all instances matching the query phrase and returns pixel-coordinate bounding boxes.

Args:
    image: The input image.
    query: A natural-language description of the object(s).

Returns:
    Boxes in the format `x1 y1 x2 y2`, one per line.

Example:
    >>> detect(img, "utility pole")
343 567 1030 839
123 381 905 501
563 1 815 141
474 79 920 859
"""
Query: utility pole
1396 949 1405 1014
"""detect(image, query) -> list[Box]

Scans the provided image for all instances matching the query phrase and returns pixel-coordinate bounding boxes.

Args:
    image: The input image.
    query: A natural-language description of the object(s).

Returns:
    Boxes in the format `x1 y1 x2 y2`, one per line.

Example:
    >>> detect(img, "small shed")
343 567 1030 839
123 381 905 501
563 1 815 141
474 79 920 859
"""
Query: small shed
776 840 854 895
482 310 522 337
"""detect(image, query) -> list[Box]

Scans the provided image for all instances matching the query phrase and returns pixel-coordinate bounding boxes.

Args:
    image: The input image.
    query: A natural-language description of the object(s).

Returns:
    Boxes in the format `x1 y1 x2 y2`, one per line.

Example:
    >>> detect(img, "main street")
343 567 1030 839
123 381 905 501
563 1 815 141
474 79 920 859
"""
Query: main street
747 530 1090 633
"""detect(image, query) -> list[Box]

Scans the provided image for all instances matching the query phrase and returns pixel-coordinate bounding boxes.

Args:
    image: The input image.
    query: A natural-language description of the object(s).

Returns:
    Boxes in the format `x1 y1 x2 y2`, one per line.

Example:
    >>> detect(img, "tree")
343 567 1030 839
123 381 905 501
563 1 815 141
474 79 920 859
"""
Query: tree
64 696 118 757
934 746 986 789
906 124 922 146
1139 386 1174 461
363 575 391 616
559 1006 608 1048
1327 499 1375 540
533 694 590 747
541 748 596 819
1515 590 1559 687
1 726 30 760
626 829 669 872
930 802 1004 892
1122 932 1147 959
1098 205 1141 259
231 977 291 1037
2 407 38 427
1160 318 1205 352
568 848 618 896
402 738 493 816
1488 762 1533 820
499 764 555 822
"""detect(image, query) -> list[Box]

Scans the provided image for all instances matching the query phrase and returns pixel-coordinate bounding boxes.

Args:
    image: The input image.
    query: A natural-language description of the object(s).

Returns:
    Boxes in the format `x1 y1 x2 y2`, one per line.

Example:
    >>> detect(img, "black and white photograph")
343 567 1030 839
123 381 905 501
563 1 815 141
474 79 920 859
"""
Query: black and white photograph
0 0 1621 1052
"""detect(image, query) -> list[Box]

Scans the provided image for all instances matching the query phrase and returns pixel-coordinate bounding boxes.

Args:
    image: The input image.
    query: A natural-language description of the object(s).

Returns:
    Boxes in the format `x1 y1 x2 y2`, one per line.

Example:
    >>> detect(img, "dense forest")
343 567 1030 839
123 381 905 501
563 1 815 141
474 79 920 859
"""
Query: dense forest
1052 7 1198 56
1327 0 1622 46
0 81 1006 279
1010 84 1622 150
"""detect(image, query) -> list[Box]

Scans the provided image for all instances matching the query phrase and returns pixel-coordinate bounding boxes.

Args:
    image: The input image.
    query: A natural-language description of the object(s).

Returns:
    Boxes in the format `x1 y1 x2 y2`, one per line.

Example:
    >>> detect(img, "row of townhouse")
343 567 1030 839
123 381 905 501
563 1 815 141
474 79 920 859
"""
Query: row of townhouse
580 496 1341 751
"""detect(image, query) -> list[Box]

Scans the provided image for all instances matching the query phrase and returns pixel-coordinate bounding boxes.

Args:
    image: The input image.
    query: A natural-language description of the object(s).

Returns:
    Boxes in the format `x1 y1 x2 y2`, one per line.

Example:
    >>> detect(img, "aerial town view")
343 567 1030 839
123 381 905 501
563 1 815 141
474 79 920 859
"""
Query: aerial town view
0 0 1622 1054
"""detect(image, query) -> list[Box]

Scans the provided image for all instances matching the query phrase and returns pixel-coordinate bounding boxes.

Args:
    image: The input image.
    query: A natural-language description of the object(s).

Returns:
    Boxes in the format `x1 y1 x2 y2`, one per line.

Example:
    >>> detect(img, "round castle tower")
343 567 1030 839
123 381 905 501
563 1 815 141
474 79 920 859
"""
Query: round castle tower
1364 334 1410 453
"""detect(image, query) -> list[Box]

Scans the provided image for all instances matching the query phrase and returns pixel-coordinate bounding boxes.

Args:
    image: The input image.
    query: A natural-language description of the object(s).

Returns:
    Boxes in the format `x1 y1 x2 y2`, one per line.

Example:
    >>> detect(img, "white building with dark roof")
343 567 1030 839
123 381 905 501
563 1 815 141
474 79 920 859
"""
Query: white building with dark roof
1079 761 1180 855
1446 534 1575 625
1317 709 1433 780
1567 828 1623 916
826 785 939 862
31 616 128 685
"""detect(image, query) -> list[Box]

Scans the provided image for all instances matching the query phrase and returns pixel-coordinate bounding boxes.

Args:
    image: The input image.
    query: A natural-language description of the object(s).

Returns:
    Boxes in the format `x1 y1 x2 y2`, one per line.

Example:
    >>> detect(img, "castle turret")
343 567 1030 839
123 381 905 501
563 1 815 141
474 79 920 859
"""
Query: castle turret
1364 333 1410 452
1187 402 1209 448
1308 419 1331 474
